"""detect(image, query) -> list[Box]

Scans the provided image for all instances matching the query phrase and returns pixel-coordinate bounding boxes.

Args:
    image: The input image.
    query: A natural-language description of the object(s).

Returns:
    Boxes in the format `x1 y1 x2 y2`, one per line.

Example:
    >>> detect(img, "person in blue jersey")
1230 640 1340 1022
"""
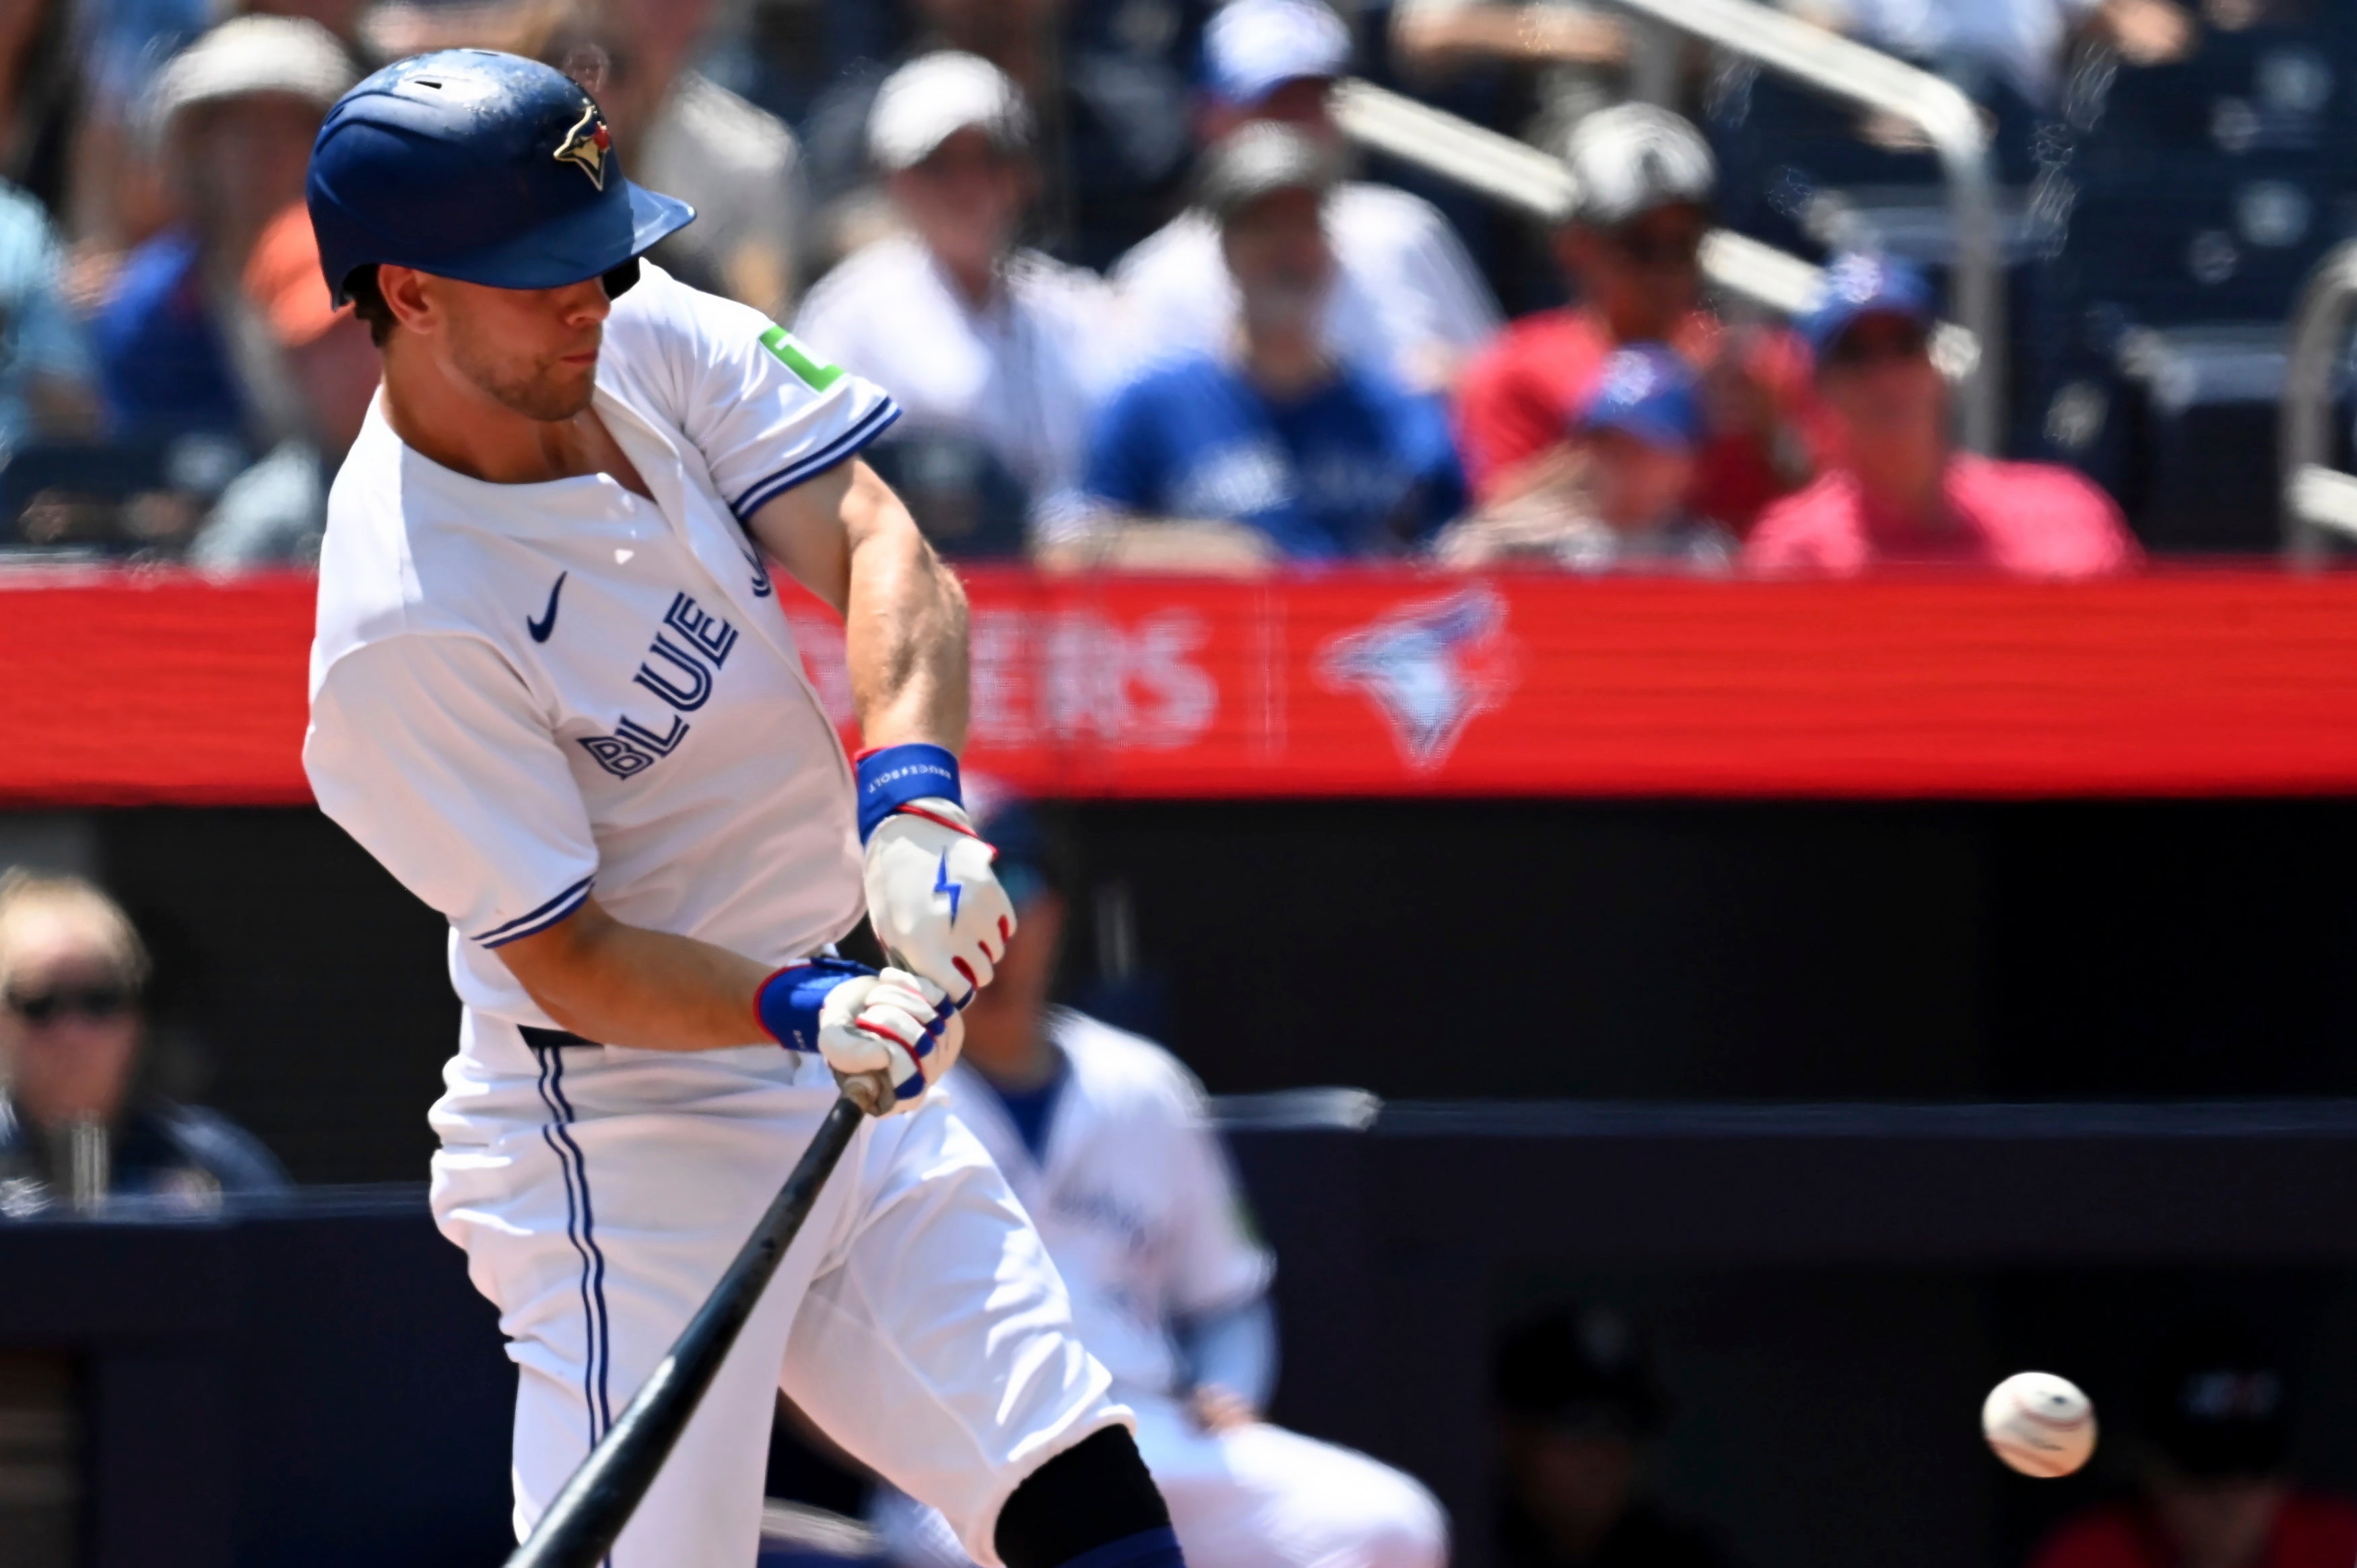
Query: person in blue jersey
1047 122 1467 572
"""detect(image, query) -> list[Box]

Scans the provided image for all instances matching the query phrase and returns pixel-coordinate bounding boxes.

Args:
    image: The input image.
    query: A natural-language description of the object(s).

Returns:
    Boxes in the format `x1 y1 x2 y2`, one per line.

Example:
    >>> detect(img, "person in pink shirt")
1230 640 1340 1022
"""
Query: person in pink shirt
1746 256 2142 578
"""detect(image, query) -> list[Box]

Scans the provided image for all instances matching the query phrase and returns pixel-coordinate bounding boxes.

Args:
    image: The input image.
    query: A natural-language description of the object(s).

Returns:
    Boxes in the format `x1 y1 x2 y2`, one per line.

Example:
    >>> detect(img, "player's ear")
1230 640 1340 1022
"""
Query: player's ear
376 265 439 335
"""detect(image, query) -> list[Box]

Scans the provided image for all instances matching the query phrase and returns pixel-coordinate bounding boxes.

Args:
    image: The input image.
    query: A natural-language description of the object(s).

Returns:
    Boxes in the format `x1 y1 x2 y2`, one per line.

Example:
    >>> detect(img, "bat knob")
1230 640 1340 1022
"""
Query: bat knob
837 1069 896 1119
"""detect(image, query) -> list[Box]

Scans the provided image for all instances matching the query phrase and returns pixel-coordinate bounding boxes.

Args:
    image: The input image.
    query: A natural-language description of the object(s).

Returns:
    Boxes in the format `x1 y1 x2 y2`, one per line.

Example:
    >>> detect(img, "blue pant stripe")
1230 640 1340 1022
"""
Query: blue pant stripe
541 1050 615 1436
531 1048 610 1443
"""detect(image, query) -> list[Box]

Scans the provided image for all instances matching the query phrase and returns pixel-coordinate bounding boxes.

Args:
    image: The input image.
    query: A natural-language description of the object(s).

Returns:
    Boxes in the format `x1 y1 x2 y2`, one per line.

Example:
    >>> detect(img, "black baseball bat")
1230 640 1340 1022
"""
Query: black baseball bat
504 1093 868 1568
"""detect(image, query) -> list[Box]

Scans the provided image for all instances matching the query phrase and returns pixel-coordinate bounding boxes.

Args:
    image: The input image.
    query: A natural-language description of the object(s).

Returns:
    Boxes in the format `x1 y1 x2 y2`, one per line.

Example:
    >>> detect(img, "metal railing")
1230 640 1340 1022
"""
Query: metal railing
2280 241 2357 565
1335 0 2005 451
1329 77 1827 318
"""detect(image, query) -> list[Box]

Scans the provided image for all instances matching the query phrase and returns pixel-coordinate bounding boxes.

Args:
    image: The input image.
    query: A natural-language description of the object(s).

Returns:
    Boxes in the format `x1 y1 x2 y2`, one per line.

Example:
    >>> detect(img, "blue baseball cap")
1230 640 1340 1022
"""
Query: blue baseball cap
1576 345 1704 453
1799 253 1937 364
308 49 695 306
1204 0 1351 108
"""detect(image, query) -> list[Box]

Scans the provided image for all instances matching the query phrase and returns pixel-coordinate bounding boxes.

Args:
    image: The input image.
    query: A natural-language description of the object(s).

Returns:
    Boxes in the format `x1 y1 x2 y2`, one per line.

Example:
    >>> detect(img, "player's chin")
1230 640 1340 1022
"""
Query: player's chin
509 362 601 422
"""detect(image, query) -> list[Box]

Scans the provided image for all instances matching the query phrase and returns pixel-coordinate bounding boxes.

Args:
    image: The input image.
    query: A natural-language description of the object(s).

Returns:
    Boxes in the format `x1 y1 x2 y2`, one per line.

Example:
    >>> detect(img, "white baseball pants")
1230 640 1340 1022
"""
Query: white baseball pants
428 1014 1129 1568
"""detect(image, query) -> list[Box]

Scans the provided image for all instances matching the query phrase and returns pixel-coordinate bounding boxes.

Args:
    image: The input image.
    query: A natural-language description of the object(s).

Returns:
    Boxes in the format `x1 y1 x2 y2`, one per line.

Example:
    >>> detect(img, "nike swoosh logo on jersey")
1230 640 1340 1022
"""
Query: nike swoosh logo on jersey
527 573 568 643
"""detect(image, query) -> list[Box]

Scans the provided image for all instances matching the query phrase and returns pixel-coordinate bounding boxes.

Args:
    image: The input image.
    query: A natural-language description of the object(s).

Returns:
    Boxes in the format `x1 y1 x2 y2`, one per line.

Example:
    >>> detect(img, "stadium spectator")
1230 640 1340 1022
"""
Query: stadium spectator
71 0 201 265
1057 123 1465 571
0 0 77 217
1494 1305 1734 1568
870 784 1449 1568
1778 0 2194 109
2027 1323 2357 1568
1112 0 1500 396
793 52 1122 558
0 870 287 1214
1453 103 1823 529
0 182 98 457
87 15 356 445
185 197 377 566
799 0 1197 277
542 0 803 319
1436 344 1735 572
1746 256 2140 578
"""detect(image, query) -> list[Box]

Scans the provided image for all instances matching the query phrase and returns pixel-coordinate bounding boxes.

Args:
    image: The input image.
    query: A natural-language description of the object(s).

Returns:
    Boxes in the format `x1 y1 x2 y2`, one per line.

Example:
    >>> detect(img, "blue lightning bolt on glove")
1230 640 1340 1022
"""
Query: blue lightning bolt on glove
855 744 1016 1008
754 957 962 1115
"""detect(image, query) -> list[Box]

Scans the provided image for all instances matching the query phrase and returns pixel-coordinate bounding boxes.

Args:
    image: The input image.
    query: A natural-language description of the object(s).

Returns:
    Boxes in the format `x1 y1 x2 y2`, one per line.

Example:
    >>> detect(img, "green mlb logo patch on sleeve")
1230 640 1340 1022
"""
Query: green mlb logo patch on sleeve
760 325 844 392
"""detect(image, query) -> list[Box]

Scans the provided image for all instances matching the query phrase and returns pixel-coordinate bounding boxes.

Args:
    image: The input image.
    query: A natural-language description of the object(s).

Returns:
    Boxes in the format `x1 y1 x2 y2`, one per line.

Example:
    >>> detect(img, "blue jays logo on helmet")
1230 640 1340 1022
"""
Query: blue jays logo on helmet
306 48 694 306
553 103 612 191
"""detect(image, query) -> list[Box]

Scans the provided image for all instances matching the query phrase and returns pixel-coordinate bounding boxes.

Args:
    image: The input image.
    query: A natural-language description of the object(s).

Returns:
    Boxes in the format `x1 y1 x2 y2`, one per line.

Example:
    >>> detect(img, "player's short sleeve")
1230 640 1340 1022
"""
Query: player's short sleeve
633 269 901 520
305 634 600 949
1159 1062 1277 1317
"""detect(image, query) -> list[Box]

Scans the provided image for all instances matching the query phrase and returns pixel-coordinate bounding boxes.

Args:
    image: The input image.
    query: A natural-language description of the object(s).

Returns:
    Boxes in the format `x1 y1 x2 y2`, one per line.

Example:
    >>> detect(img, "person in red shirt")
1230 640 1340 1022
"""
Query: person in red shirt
1452 102 1825 530
1747 254 2142 577
2027 1326 2357 1568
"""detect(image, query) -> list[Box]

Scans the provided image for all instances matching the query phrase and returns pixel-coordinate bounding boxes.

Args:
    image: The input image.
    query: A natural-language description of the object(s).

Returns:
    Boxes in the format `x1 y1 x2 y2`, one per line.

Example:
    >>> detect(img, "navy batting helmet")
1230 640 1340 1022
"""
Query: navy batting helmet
306 49 693 306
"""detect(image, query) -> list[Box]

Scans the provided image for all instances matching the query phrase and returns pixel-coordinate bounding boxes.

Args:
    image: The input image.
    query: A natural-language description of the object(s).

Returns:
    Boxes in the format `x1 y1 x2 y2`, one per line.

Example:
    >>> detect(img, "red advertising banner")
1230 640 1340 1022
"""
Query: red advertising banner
11 565 2357 806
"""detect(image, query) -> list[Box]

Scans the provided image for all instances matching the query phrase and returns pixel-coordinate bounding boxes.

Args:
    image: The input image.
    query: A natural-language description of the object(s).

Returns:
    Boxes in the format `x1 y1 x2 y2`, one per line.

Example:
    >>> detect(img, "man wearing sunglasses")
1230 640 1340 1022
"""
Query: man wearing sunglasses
1746 255 2139 576
0 870 286 1213
1455 103 1828 531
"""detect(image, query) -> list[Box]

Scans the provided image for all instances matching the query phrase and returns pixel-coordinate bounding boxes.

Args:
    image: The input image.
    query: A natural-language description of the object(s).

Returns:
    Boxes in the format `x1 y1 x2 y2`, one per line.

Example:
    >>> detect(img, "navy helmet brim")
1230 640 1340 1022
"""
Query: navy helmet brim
337 180 694 302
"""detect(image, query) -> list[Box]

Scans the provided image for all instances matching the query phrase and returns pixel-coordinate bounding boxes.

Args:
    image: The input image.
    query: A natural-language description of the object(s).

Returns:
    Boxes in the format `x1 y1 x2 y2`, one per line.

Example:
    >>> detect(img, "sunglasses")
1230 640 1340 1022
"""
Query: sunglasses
5 982 135 1025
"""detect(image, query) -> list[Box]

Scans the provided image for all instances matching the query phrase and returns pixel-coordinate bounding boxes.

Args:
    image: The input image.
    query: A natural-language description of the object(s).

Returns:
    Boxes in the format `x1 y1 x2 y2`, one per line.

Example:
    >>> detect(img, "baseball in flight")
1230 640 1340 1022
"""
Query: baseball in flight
1982 1371 2098 1477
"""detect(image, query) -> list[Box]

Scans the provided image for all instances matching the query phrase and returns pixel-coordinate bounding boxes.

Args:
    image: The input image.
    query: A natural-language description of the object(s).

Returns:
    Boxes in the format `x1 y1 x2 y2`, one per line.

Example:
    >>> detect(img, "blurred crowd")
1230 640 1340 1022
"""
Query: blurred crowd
0 0 2240 576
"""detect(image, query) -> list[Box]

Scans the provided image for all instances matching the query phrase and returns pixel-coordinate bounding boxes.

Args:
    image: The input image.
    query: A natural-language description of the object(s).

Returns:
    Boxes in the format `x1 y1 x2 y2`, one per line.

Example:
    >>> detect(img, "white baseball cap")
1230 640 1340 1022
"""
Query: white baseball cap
1562 104 1716 228
153 15 356 132
1204 0 1351 108
867 51 1032 172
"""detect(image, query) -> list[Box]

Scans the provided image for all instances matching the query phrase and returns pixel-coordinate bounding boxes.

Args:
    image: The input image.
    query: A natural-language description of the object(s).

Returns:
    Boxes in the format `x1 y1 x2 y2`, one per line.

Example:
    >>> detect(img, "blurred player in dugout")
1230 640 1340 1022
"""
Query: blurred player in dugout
870 783 1447 1568
1492 1307 1734 1568
2028 1323 2357 1568
0 870 286 1213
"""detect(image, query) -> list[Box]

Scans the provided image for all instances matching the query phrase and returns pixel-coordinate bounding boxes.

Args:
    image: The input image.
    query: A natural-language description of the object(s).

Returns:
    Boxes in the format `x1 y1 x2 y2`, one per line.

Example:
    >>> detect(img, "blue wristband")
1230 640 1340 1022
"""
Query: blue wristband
855 743 962 844
754 957 873 1051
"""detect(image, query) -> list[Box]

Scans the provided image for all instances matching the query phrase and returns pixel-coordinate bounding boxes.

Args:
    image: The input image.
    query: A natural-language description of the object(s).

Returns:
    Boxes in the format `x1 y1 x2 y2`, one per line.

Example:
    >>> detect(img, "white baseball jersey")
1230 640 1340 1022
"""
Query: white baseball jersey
302 265 1131 1567
1111 182 1502 393
945 1010 1275 1398
305 263 897 1043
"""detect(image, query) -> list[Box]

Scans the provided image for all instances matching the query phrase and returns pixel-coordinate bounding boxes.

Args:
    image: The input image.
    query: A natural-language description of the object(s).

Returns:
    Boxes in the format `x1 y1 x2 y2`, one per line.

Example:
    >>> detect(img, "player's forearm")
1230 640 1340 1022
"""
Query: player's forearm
746 458 971 750
842 472 970 751
496 895 774 1050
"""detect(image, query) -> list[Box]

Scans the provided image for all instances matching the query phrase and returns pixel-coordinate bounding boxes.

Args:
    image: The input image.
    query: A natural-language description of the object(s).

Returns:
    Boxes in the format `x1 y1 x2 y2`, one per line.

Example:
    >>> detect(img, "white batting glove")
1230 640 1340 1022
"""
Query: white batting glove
862 797 1016 1007
817 966 964 1113
756 959 962 1116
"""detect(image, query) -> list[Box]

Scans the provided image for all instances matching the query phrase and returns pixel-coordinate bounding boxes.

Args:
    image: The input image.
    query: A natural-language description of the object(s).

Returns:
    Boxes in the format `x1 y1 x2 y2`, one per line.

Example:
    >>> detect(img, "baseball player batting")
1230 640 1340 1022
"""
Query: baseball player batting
300 50 1182 1568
